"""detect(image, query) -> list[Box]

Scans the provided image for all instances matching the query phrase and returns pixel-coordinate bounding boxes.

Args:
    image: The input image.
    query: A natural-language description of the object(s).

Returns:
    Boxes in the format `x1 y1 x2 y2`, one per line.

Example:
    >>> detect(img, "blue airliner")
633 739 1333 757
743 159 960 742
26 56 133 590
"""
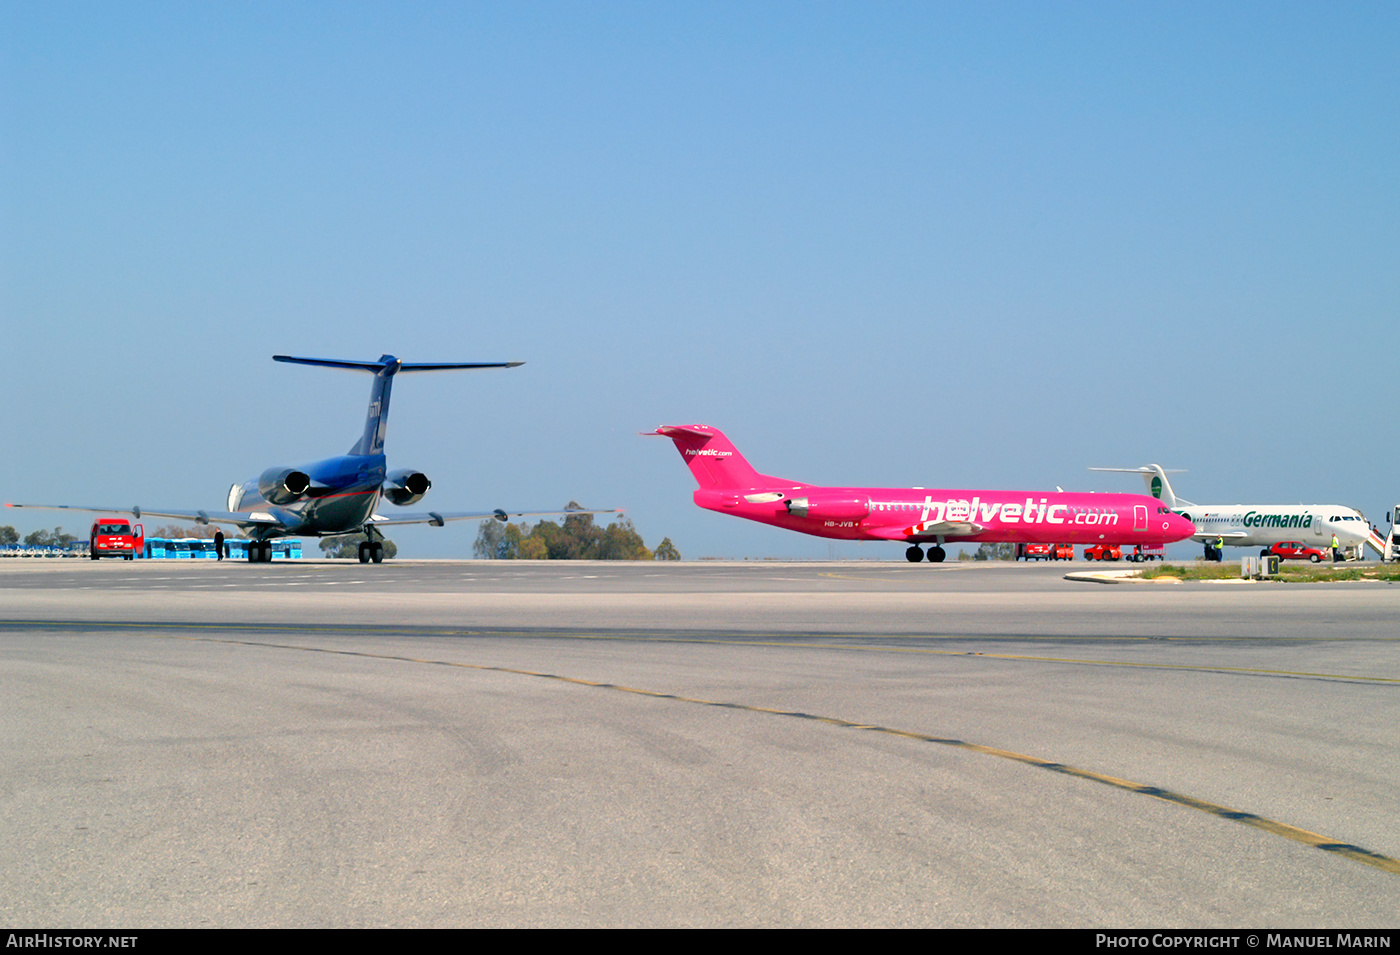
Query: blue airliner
9 354 615 563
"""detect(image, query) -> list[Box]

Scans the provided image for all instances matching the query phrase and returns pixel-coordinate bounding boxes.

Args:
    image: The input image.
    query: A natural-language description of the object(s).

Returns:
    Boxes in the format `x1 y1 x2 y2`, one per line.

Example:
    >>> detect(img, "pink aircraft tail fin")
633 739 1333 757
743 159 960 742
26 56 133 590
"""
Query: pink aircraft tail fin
647 424 787 490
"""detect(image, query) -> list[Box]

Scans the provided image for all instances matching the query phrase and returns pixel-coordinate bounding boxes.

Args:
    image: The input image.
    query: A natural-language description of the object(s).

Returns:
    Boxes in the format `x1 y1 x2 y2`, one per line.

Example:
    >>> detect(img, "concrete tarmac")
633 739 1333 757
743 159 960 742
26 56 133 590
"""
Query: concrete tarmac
1 559 1397 927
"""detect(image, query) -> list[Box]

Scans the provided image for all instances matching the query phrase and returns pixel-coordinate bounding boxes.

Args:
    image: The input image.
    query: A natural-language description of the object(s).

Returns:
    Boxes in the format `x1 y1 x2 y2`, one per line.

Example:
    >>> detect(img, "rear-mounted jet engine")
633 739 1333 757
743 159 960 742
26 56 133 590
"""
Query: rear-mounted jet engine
785 495 870 521
383 469 431 506
258 467 311 506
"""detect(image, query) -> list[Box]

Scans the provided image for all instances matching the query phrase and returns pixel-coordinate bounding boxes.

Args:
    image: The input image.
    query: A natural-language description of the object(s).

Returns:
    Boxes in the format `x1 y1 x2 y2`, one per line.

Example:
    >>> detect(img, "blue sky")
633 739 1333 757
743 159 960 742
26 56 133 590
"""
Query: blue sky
3 1 1396 559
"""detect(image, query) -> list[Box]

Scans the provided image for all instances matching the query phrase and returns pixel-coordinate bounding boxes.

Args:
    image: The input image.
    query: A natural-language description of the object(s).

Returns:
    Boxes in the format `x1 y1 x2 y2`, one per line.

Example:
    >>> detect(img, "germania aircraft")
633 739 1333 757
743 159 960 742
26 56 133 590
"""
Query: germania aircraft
9 354 615 563
1088 464 1379 559
648 424 1195 562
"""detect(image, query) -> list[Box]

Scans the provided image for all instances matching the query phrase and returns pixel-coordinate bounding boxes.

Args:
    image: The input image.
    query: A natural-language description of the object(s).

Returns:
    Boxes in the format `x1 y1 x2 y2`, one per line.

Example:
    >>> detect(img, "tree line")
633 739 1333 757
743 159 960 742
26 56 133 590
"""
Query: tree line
474 505 680 561
1 525 77 546
2 511 684 561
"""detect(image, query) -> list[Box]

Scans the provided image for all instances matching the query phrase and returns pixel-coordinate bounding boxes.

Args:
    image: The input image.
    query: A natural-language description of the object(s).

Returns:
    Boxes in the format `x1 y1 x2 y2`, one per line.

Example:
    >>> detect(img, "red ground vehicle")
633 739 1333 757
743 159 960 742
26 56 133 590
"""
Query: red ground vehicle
1264 541 1327 563
1083 543 1123 561
89 517 144 560
1018 543 1076 561
1127 544 1166 562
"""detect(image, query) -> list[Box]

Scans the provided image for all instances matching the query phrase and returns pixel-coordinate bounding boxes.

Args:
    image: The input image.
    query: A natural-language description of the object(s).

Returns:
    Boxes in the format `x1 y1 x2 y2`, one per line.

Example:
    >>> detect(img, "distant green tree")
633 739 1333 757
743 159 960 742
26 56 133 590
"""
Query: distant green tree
0 525 18 545
653 537 681 561
973 542 1015 561
473 519 507 559
528 505 598 559
474 505 661 560
516 531 548 559
559 508 599 558
24 526 76 547
597 516 652 560
319 533 397 559
525 518 565 559
474 519 532 559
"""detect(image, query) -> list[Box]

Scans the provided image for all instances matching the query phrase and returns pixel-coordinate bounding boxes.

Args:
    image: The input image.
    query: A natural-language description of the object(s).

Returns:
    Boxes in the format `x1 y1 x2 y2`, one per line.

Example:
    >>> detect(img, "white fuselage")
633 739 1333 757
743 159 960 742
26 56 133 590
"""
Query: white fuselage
1176 504 1370 549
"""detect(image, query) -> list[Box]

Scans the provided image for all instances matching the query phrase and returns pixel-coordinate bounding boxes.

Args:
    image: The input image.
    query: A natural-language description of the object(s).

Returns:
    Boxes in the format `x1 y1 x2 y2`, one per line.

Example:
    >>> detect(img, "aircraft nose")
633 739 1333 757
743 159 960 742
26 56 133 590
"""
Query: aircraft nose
1172 513 1196 539
1339 519 1370 544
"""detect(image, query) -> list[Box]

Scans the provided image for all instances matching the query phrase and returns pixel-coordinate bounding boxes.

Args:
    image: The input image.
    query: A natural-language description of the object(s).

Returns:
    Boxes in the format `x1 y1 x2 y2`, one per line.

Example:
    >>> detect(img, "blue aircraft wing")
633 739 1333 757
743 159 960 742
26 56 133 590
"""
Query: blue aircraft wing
5 502 283 530
367 507 622 528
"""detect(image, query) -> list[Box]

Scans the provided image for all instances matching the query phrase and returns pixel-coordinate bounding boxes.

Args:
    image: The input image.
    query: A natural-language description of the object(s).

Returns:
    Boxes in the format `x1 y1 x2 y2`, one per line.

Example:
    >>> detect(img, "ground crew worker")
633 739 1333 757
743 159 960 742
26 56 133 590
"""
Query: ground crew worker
1331 532 1340 562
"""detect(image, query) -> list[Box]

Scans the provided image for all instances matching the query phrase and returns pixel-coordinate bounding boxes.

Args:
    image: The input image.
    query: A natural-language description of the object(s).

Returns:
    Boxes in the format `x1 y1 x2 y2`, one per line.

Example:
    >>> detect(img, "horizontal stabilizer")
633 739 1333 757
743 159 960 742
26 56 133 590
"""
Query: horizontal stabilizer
645 425 718 442
1088 464 1193 509
1088 467 1187 473
273 353 523 456
273 355 523 373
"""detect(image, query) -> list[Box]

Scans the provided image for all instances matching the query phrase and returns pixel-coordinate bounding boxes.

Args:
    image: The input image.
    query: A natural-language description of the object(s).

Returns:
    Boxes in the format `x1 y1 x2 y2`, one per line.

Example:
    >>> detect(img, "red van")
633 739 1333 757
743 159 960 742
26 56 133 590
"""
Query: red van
89 517 144 560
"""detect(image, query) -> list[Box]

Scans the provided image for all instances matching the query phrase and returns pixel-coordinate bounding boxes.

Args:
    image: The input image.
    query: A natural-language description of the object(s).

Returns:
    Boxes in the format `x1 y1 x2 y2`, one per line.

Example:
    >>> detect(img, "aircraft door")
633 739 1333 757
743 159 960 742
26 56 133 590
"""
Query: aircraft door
1134 505 1147 531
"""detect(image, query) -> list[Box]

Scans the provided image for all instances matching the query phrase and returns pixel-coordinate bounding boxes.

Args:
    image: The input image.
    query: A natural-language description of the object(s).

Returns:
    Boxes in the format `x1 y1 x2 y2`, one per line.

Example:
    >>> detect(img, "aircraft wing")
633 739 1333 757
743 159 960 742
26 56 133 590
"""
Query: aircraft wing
865 519 987 541
1190 530 1249 542
367 507 622 528
5 502 283 529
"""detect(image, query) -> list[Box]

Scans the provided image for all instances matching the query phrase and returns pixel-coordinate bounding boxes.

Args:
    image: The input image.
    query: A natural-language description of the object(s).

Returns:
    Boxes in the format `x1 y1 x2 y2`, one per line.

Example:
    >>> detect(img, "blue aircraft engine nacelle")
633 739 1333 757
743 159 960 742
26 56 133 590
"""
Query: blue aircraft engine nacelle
383 469 431 506
258 467 311 506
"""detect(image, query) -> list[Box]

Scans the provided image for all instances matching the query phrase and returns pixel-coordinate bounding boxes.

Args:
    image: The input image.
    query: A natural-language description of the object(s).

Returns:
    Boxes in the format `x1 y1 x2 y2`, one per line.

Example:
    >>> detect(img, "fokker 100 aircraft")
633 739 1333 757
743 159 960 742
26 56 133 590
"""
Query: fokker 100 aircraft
1090 464 1379 559
10 354 616 563
648 424 1195 561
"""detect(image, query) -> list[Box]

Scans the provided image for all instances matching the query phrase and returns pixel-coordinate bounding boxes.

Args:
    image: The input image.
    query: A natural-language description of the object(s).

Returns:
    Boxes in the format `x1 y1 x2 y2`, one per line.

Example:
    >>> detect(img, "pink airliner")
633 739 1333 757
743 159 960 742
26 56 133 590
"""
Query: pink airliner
648 424 1197 562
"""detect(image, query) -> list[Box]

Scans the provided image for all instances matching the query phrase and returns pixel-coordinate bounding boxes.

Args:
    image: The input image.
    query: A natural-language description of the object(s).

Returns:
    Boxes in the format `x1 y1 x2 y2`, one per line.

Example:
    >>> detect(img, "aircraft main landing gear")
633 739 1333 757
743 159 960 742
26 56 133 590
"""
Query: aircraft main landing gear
358 529 386 565
927 545 946 563
905 546 924 563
